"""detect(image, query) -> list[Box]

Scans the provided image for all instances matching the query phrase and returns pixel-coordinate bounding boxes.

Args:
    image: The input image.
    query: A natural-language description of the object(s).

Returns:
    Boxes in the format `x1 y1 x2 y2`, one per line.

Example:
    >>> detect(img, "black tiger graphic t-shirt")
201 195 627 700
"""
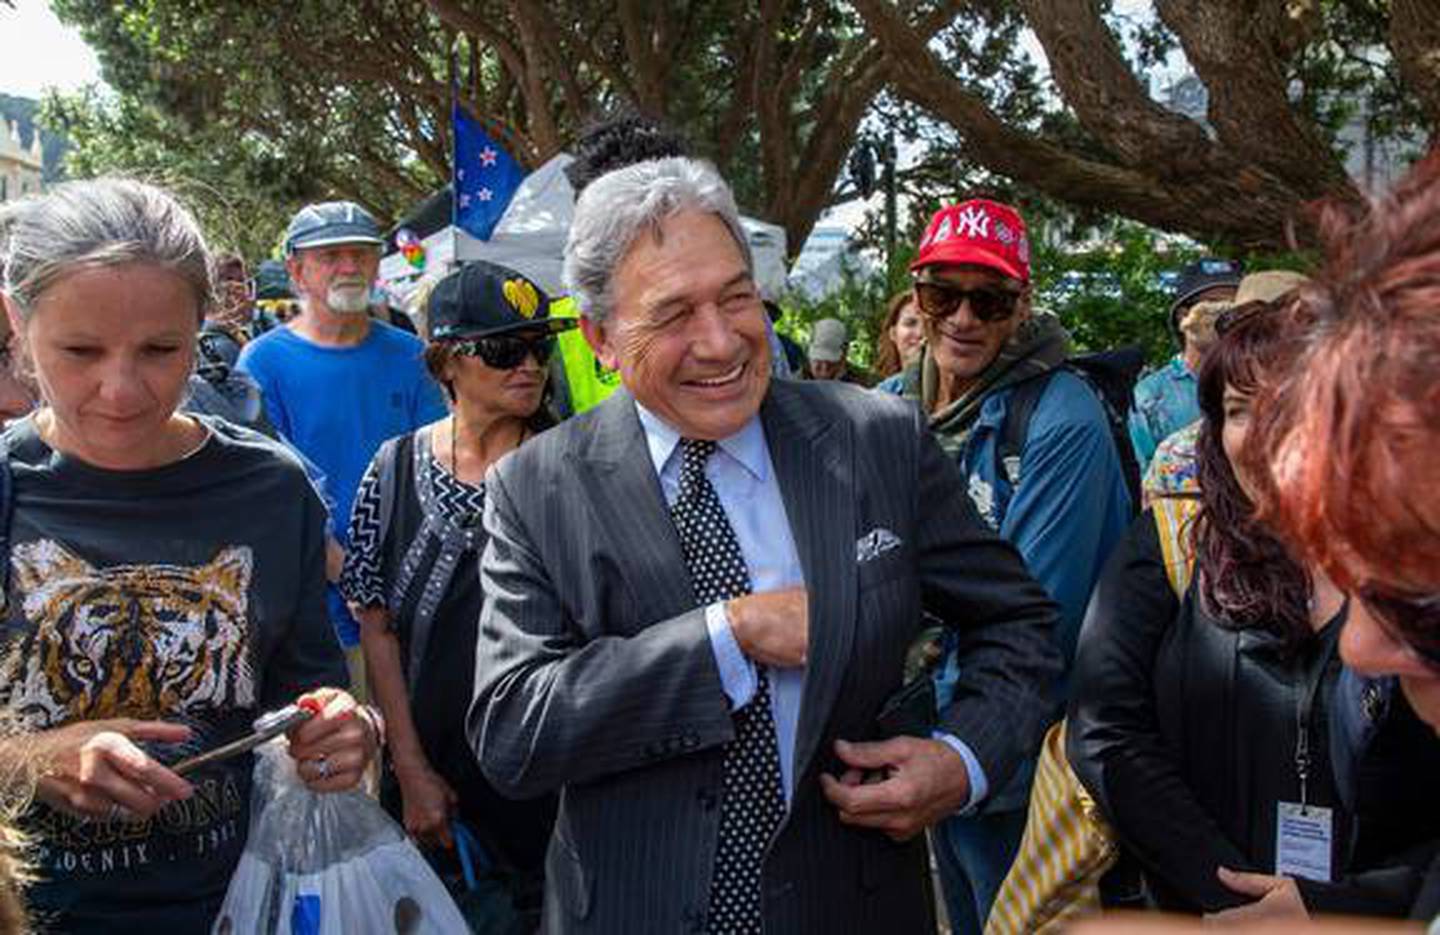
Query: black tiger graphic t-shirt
0 414 349 932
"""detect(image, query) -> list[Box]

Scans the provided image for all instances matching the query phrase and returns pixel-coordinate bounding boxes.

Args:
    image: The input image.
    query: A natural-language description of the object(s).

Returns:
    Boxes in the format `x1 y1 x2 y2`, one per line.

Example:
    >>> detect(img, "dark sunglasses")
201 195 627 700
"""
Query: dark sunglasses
913 281 1022 323
451 333 556 369
1356 585 1440 669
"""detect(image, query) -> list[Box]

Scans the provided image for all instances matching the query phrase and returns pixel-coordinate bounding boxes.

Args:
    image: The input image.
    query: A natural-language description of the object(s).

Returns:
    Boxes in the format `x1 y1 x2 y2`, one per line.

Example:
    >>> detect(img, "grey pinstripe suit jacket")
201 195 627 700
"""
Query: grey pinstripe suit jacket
469 378 1060 934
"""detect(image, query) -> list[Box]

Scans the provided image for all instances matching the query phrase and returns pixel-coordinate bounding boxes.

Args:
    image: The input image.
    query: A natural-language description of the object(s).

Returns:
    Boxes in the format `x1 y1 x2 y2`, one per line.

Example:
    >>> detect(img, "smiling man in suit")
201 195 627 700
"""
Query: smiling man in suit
468 157 1061 934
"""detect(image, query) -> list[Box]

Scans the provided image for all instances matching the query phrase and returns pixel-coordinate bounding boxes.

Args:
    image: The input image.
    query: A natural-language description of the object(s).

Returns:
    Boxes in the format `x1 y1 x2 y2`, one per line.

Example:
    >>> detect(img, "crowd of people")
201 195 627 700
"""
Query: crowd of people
0 116 1433 935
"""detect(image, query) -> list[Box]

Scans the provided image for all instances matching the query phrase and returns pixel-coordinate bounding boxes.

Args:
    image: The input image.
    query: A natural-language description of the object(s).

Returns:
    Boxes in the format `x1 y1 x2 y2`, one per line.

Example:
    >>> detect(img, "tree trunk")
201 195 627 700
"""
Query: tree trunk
1155 0 1355 199
1391 0 1440 130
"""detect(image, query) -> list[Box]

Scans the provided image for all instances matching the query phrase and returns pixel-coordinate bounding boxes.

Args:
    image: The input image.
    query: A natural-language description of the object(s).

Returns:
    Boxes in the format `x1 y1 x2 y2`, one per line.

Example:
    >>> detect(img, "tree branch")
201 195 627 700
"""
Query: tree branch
1390 0 1440 128
511 2 590 126
424 0 526 81
853 0 1311 249
767 14 895 254
505 0 560 161
1016 0 1217 175
751 0 791 206
617 0 668 114
1155 0 1354 199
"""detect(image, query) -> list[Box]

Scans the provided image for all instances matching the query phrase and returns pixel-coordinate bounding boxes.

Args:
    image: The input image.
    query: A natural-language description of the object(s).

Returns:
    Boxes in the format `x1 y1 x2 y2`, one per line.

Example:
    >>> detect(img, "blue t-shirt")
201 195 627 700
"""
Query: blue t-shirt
238 322 448 642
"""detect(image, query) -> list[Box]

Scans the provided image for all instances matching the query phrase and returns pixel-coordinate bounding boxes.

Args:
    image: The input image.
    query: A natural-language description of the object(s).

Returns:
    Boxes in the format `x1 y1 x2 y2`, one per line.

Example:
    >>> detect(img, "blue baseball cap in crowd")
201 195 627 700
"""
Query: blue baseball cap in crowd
1170 257 1243 314
284 201 384 256
1169 257 1243 341
253 259 293 300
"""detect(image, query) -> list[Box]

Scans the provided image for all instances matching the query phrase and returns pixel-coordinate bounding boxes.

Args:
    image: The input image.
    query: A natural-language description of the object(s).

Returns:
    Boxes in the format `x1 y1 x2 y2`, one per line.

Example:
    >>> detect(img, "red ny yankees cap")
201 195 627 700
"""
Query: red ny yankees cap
910 199 1031 284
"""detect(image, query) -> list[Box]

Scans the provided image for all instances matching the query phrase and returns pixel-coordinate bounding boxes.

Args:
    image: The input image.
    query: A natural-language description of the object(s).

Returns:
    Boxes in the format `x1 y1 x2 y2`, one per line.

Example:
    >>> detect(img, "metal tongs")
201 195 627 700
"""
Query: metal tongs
171 702 316 775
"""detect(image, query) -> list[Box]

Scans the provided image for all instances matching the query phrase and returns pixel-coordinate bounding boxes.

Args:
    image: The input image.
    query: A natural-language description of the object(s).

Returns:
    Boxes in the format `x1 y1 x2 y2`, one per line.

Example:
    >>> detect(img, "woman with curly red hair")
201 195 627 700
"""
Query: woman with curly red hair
1258 150 1440 717
1237 148 1440 925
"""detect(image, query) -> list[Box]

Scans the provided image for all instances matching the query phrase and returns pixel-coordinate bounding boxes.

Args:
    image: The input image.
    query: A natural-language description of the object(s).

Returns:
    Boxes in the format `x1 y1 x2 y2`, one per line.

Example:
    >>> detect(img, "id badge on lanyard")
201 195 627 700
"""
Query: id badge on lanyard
1275 637 1338 883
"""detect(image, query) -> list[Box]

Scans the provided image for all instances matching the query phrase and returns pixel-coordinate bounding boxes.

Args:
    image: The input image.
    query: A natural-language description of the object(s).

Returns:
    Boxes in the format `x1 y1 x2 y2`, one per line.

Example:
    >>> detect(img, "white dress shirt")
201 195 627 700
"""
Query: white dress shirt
634 402 988 810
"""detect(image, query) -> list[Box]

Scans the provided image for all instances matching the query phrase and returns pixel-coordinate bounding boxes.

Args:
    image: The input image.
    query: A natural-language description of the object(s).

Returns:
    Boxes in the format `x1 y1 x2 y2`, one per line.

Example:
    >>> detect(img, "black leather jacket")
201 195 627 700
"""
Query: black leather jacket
1068 512 1440 916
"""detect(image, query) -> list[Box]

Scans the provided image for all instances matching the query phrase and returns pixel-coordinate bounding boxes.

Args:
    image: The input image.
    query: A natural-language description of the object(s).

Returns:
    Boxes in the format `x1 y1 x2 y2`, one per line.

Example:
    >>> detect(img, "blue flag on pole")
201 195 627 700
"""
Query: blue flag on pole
452 102 524 240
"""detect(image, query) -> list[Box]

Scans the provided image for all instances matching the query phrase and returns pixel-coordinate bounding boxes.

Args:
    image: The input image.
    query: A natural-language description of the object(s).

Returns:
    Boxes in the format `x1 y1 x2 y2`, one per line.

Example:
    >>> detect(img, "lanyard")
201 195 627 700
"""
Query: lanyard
1294 631 1340 808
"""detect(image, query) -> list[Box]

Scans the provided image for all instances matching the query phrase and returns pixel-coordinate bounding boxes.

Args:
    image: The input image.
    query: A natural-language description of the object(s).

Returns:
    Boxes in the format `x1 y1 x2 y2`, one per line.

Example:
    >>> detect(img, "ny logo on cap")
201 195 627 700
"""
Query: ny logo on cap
956 205 990 240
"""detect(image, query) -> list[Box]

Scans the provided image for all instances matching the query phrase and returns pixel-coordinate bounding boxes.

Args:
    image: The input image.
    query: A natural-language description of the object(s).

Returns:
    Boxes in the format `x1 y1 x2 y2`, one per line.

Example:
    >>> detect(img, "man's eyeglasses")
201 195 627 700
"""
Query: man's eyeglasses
913 281 1022 324
1356 584 1440 669
451 333 557 370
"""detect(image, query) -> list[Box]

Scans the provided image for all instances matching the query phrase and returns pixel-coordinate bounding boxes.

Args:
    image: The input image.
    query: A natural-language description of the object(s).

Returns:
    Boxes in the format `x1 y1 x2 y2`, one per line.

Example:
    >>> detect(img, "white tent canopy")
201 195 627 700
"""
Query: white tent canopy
380 153 789 313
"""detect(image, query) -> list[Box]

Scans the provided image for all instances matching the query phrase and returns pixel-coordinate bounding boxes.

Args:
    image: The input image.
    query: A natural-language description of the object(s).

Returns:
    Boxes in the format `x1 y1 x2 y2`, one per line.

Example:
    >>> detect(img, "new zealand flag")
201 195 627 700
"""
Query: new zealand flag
452 102 524 240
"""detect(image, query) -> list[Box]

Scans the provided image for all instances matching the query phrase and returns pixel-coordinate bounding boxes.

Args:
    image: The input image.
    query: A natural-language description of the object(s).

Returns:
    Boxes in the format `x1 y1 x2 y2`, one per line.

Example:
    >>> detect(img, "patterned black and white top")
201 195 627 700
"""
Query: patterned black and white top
340 447 486 608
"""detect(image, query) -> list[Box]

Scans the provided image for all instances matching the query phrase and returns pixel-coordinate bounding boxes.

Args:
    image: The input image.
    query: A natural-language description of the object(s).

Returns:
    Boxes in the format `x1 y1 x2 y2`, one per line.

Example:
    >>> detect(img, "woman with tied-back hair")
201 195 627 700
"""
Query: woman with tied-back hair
1066 292 1440 921
340 260 564 930
0 178 377 931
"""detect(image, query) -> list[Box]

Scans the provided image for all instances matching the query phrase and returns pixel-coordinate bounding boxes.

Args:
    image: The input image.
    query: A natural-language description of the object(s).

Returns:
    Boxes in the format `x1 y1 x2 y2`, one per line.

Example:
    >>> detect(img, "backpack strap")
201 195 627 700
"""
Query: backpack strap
996 371 1055 487
371 433 407 566
1151 496 1201 597
997 357 1145 515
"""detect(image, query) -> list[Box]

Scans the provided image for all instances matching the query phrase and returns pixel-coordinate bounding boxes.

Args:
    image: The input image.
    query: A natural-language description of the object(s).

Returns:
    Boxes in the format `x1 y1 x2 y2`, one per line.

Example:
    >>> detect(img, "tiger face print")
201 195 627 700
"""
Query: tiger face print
0 540 255 727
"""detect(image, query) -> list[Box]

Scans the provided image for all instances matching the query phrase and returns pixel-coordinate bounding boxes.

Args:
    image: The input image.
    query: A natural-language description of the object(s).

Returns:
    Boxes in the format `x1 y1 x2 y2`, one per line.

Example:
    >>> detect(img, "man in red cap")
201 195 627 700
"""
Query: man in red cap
886 198 1132 932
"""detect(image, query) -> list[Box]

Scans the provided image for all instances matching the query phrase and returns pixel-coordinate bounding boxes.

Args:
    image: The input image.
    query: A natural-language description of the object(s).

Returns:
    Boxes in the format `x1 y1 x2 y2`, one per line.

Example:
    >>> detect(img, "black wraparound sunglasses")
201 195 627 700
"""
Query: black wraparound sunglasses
451 333 557 369
913 281 1022 323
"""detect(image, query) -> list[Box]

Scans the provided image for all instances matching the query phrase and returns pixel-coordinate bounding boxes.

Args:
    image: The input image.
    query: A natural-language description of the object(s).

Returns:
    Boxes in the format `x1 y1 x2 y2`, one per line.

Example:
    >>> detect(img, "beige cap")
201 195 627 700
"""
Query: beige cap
1233 269 1309 306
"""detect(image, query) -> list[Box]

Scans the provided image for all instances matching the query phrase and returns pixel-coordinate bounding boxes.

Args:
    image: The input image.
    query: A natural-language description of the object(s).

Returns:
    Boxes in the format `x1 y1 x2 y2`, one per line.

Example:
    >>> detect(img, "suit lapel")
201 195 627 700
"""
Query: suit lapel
573 389 697 630
761 383 858 789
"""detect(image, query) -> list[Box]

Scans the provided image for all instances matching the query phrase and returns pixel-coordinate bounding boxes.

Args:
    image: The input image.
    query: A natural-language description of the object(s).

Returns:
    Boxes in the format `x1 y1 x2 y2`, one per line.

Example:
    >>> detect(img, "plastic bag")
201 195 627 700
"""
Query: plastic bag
213 739 469 935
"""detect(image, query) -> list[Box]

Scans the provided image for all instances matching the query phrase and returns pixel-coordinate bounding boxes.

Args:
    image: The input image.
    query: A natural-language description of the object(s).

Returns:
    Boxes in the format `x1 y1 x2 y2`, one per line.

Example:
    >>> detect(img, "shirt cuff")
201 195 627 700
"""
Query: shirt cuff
933 731 989 814
705 601 757 712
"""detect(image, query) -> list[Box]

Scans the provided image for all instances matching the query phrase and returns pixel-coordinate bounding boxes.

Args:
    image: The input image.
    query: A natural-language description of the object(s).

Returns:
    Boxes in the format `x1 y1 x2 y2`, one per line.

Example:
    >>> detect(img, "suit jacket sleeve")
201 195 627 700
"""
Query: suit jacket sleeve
913 406 1063 797
467 460 736 799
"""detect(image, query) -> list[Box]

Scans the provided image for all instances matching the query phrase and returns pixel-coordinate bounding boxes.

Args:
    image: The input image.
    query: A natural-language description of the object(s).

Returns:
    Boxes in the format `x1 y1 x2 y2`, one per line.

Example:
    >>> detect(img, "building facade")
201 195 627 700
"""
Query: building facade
0 120 43 204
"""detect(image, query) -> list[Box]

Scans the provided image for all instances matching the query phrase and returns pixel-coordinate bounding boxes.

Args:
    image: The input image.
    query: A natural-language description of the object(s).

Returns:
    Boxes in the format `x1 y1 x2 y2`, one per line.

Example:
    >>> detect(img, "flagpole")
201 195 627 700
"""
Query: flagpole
450 36 460 231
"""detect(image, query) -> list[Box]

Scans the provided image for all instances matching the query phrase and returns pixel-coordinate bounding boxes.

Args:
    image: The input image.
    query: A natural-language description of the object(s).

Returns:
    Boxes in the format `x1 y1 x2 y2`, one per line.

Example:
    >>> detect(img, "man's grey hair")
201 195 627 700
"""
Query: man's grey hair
563 157 752 324
0 177 213 322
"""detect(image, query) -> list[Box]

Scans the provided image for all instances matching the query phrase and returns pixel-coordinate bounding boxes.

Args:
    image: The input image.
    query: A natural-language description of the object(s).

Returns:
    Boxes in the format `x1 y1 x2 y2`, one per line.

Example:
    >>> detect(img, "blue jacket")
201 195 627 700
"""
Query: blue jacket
893 368 1131 810
1129 354 1199 474
954 370 1130 685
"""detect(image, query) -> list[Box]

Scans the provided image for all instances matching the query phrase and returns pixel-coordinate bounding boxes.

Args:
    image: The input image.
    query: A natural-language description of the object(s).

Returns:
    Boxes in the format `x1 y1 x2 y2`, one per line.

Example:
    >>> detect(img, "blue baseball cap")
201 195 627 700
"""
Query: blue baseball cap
1170 257 1243 314
1169 257 1243 342
284 201 384 255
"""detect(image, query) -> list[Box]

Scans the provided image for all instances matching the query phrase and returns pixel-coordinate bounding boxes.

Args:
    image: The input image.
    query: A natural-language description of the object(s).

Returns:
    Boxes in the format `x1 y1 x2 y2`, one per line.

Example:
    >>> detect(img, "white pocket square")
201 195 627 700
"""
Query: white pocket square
856 527 902 564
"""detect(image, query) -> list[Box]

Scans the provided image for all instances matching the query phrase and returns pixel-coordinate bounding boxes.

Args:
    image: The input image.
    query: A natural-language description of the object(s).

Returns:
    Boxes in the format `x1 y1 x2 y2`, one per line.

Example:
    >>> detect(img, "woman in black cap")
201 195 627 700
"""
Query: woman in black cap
340 260 570 929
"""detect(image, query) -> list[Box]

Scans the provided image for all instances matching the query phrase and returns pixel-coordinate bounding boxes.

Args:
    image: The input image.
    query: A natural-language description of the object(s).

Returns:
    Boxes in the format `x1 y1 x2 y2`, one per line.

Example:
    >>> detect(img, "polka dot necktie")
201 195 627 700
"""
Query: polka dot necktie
670 439 786 934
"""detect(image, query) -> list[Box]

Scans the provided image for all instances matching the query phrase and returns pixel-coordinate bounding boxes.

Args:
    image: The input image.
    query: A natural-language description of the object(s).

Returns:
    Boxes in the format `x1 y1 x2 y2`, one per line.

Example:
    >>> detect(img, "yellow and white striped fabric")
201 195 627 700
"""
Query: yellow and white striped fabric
1152 495 1201 599
984 721 1117 934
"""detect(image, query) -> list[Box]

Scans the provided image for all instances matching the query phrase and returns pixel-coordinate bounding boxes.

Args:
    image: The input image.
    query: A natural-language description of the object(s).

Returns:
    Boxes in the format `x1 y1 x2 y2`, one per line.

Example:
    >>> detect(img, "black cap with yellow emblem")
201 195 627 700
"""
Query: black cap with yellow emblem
427 260 573 340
